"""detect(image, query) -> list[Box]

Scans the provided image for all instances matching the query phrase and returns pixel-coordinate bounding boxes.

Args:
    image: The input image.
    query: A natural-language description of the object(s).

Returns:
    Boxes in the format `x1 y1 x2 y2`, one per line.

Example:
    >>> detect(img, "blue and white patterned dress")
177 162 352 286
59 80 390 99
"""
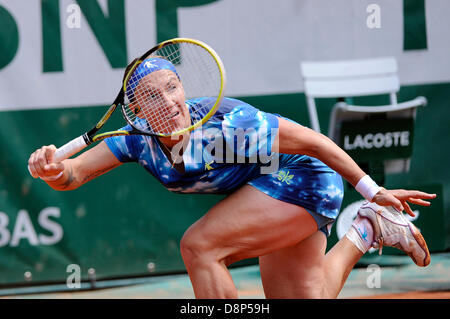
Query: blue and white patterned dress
105 97 344 235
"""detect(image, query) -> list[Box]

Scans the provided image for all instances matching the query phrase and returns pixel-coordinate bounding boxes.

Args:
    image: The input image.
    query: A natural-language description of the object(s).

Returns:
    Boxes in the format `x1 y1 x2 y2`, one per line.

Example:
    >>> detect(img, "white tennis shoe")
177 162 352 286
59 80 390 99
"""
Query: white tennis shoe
357 201 431 267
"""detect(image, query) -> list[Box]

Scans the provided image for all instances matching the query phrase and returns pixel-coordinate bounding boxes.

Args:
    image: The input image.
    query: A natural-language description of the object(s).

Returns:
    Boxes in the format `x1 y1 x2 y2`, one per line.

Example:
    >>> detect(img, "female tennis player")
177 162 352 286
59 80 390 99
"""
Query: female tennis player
28 58 436 298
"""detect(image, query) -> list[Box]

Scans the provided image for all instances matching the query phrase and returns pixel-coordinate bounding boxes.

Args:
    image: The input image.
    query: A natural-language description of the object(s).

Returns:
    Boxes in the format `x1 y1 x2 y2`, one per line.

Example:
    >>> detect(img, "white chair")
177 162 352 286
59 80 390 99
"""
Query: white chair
300 57 427 174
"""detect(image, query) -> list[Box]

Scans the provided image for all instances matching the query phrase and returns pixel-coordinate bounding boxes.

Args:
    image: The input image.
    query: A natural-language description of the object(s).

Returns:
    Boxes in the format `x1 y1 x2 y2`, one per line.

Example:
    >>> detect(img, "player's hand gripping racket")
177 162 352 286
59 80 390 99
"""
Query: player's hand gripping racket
29 38 226 176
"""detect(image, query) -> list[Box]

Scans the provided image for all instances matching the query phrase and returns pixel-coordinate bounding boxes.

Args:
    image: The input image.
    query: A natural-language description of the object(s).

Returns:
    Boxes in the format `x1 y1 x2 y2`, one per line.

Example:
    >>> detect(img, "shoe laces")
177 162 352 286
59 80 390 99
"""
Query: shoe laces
372 237 384 255
377 238 384 255
374 237 404 255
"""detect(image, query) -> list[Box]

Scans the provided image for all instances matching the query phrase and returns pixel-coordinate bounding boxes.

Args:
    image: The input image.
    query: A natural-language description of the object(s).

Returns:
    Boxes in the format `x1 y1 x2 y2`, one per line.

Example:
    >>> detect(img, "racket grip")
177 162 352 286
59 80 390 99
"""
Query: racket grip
54 135 88 163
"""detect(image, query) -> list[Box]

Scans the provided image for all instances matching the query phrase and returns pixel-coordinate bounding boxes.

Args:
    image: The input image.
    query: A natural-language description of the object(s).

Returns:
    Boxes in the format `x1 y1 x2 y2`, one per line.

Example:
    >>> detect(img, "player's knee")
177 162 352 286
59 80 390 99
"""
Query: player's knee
180 230 217 267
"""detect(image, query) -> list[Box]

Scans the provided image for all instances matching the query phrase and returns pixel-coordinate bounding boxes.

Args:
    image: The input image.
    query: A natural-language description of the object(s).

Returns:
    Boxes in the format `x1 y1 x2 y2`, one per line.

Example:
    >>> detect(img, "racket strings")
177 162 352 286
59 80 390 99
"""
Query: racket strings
128 46 175 130
123 42 222 136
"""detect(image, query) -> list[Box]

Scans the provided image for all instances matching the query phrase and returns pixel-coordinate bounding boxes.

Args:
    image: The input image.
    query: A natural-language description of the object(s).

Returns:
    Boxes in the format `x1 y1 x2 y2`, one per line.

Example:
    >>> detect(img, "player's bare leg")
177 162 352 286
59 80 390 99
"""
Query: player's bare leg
259 231 327 298
180 184 374 298
321 236 364 297
180 185 319 298
180 185 430 298
259 228 364 298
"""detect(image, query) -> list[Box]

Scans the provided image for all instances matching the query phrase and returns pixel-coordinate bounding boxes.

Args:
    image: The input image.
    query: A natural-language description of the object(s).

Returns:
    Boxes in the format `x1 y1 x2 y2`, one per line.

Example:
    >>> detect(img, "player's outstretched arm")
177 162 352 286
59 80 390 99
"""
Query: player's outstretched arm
28 141 122 191
275 117 436 213
275 117 367 185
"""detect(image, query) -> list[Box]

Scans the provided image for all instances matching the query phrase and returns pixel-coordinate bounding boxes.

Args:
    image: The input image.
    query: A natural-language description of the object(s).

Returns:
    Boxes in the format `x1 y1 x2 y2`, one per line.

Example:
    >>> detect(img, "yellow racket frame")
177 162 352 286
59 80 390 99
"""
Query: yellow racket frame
122 38 227 138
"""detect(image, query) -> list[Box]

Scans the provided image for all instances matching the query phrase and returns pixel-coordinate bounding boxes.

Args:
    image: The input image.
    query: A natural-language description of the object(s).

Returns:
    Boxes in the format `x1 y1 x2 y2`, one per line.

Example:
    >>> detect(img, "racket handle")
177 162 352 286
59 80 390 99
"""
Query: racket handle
54 135 88 163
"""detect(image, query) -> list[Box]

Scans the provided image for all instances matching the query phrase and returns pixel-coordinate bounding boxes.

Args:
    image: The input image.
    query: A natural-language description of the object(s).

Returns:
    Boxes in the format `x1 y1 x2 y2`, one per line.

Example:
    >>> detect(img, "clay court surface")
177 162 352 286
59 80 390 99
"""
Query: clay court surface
355 291 450 299
1 252 448 299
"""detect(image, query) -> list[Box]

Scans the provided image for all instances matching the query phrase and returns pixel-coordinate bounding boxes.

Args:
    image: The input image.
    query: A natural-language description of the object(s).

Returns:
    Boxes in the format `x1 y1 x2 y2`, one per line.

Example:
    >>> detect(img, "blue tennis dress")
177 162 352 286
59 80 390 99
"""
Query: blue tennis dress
105 97 344 234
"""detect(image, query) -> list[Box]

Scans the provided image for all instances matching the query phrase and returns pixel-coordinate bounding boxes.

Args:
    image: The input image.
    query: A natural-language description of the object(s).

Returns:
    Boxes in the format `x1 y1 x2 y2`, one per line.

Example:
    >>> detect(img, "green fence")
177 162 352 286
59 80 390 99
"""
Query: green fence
0 0 448 288
0 81 448 286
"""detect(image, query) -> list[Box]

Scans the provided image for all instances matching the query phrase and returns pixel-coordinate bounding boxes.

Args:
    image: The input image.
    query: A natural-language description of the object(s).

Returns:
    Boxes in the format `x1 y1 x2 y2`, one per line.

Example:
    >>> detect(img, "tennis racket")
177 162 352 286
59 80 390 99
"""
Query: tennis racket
50 38 226 163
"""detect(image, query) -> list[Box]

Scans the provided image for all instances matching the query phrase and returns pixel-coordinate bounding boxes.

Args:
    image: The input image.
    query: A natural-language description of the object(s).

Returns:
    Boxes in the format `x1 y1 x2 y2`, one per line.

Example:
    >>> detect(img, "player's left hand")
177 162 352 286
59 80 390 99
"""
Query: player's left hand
372 188 437 217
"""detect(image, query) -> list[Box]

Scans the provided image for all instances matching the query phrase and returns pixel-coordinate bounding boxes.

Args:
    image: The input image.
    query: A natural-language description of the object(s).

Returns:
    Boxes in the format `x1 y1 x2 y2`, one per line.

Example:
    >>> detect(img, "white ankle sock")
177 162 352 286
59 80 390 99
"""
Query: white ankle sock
345 216 374 253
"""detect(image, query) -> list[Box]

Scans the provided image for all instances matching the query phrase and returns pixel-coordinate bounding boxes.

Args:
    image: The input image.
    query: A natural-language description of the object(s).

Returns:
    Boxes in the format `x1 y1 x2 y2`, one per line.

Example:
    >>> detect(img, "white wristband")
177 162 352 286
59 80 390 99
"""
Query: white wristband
40 171 64 182
355 175 382 201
